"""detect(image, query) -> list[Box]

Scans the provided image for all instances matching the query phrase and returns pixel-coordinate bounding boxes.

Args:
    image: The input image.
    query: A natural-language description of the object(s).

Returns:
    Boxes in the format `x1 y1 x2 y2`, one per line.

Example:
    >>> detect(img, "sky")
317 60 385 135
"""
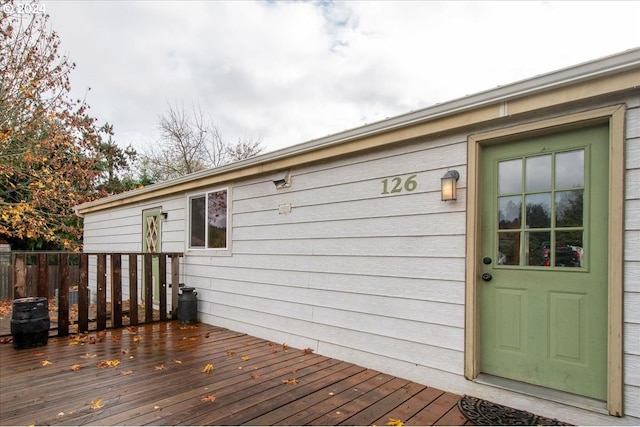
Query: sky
41 0 640 155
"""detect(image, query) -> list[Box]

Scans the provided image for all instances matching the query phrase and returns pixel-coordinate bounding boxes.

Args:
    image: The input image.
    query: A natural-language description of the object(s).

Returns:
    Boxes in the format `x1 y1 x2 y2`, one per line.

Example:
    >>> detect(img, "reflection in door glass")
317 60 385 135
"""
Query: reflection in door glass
525 193 551 228
498 159 522 195
526 155 551 192
555 150 584 189
555 231 583 267
527 232 551 266
498 232 520 265
498 196 522 229
556 190 583 227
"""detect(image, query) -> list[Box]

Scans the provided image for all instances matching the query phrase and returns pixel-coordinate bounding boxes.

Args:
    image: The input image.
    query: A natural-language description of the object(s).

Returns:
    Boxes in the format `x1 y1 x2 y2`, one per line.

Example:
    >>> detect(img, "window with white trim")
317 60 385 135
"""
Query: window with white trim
189 188 228 249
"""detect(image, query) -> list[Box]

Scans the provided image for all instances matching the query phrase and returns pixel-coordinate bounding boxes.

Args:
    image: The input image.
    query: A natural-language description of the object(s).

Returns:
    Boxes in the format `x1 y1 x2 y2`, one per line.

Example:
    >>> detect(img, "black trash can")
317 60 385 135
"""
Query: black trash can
178 287 198 324
11 297 50 349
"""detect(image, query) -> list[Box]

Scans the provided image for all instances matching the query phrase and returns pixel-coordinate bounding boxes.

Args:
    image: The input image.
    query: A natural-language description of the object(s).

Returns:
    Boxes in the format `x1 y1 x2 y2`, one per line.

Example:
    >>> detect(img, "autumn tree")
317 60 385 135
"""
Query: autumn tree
0 1 104 250
142 102 264 182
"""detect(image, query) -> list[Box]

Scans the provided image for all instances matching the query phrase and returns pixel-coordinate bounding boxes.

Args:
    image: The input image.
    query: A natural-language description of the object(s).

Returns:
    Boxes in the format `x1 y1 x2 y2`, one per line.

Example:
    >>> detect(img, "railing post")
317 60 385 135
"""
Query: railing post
144 253 153 323
111 254 122 328
58 253 69 336
171 254 180 320
96 254 107 331
78 253 89 333
129 254 138 326
159 255 167 321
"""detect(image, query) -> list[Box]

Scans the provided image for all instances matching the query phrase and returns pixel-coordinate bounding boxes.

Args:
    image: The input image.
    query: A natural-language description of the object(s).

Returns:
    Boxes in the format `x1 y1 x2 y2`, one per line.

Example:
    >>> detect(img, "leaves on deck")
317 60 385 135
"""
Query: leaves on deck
387 418 404 426
303 347 314 355
282 378 299 385
241 356 250 361
97 359 120 368
251 372 260 379
80 353 97 359
89 399 104 410
41 360 52 366
226 350 236 356
200 395 216 403
154 364 166 370
202 363 214 374
121 370 133 376
70 364 82 371
132 335 142 343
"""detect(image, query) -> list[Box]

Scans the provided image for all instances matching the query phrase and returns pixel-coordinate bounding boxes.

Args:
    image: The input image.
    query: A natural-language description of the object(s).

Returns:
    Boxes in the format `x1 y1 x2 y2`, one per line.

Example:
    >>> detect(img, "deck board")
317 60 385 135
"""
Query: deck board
0 321 471 426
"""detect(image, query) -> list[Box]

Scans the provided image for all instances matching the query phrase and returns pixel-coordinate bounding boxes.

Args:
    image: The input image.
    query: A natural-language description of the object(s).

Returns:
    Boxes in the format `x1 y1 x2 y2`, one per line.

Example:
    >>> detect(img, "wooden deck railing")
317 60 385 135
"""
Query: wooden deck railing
11 252 183 336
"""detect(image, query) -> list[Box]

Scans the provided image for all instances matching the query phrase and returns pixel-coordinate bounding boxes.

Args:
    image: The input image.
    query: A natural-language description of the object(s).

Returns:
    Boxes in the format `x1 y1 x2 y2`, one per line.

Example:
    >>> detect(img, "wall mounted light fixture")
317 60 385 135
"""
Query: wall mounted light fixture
273 170 292 189
441 170 460 201
161 212 168 220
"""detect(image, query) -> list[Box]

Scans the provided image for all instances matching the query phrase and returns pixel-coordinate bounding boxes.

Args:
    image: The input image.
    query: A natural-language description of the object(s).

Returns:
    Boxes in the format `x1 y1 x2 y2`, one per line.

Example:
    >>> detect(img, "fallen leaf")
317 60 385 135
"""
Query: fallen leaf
387 418 404 426
282 343 289 351
203 363 214 374
241 356 250 361
303 347 314 355
282 378 299 385
58 412 65 416
34 352 44 356
251 372 260 379
41 360 52 366
81 353 97 359
133 336 142 343
71 364 82 371
127 326 137 334
121 370 133 376
121 348 130 355
97 359 120 368
89 336 96 344
174 359 182 364
90 399 104 410
200 395 216 403
155 364 166 371
154 405 161 410
226 350 236 356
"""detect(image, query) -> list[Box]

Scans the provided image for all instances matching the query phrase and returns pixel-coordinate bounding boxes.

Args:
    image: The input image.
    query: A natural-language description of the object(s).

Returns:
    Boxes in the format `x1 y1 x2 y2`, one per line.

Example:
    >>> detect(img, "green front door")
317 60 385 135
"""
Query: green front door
142 209 161 303
479 124 609 400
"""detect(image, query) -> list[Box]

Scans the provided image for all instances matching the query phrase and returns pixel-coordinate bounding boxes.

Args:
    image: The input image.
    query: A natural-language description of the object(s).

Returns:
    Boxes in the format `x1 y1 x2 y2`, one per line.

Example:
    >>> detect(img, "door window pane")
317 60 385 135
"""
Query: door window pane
555 150 584 189
554 231 583 267
556 190 583 227
526 155 551 192
498 232 520 266
498 159 522 195
525 193 551 228
527 232 550 267
499 196 522 229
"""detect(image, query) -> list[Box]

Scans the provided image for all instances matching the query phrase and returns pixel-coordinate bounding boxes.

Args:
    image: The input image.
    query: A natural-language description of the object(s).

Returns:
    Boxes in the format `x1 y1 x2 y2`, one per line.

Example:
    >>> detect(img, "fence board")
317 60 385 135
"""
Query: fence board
13 254 26 298
171 255 179 320
37 254 48 298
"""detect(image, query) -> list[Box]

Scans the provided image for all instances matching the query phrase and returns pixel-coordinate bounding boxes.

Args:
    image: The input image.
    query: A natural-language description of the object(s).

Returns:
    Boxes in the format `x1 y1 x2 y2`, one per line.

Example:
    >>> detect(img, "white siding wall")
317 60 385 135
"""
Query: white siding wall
81 95 640 424
624 95 640 419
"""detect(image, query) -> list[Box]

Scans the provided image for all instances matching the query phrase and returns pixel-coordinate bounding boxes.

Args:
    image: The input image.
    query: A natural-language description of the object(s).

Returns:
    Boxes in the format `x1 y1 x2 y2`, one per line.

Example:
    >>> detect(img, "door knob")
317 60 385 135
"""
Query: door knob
481 273 493 282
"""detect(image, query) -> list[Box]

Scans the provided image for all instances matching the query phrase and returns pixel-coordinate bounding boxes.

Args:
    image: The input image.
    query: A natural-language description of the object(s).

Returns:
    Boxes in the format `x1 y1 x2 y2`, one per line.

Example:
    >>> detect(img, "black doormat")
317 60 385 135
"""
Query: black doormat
458 395 572 426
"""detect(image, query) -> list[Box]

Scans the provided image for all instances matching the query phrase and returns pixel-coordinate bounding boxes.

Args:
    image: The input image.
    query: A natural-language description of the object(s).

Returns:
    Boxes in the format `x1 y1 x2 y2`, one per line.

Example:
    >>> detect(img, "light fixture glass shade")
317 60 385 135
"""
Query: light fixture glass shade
441 170 460 201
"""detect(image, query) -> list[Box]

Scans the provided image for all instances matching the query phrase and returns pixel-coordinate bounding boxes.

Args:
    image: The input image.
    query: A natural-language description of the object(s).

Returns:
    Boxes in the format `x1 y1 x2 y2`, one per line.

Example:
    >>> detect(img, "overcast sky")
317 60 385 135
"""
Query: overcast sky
44 1 640 155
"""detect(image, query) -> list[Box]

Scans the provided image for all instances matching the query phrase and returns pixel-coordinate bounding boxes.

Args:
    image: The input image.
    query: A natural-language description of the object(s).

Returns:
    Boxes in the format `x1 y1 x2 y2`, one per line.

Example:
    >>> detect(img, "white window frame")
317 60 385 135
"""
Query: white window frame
187 187 230 253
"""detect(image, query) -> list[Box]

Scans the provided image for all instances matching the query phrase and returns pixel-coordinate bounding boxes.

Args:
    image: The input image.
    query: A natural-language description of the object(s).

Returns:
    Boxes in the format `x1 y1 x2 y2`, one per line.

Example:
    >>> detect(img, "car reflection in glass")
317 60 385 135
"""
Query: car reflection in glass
542 242 583 267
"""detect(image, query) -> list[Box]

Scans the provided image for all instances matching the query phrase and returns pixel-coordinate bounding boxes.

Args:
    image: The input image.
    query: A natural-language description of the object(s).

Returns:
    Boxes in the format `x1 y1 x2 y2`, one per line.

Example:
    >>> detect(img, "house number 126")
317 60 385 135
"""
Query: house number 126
381 174 418 194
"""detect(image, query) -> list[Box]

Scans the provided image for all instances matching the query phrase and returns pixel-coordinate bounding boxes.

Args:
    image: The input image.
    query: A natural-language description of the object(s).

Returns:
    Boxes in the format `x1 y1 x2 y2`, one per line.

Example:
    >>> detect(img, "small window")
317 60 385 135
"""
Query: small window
189 189 228 249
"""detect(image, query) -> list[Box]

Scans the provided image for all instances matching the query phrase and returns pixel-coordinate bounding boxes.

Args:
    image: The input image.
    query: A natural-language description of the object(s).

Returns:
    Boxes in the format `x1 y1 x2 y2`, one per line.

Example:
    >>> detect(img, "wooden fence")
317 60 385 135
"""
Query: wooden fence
11 252 183 336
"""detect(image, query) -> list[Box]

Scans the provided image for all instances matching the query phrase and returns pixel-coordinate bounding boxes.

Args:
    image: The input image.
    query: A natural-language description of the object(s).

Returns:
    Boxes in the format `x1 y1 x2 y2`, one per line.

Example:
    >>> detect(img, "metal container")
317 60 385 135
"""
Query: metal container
178 287 198 324
11 297 50 349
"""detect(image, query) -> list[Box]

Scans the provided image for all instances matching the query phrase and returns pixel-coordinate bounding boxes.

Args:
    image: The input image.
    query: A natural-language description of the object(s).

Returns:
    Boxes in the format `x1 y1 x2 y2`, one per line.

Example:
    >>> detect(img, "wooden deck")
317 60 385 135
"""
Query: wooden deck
0 321 472 426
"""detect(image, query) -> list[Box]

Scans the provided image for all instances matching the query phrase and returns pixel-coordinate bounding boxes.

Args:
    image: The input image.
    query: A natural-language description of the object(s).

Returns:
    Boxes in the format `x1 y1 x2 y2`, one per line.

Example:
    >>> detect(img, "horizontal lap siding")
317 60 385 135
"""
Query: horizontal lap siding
195 137 468 378
624 99 640 418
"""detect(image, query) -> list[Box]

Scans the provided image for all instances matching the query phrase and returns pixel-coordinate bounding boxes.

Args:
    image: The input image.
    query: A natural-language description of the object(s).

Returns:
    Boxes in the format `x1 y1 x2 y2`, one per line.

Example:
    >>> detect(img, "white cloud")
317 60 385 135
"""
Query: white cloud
44 1 640 154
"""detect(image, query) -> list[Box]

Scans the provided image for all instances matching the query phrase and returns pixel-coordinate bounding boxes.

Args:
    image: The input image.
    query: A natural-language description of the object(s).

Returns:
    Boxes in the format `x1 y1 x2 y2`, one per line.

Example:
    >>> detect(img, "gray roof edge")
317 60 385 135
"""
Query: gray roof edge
76 47 640 213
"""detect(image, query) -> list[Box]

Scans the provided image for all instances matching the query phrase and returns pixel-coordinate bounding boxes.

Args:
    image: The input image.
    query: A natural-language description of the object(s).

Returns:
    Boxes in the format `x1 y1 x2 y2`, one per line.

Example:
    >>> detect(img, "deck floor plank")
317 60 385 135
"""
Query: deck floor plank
0 321 472 426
